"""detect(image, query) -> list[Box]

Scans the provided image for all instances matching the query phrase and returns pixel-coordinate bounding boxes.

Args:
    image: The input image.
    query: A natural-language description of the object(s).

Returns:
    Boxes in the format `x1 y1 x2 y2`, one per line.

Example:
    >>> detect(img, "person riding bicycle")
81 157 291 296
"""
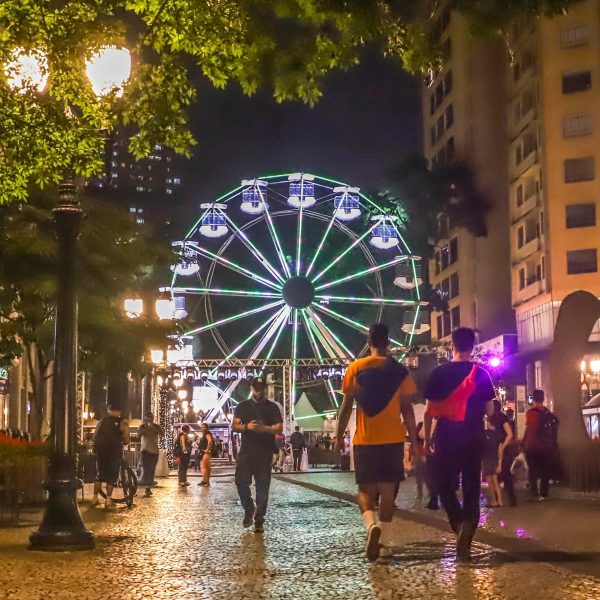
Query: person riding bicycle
92 403 130 508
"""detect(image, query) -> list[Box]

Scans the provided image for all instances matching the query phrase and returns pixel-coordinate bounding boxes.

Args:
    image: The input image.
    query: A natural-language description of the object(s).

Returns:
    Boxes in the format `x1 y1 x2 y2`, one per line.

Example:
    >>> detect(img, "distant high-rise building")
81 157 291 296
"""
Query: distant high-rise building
422 2 515 349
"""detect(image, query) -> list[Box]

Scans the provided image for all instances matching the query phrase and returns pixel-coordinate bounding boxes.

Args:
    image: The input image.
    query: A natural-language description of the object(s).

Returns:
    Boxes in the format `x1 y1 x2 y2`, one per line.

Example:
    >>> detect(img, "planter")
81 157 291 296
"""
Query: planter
0 456 47 523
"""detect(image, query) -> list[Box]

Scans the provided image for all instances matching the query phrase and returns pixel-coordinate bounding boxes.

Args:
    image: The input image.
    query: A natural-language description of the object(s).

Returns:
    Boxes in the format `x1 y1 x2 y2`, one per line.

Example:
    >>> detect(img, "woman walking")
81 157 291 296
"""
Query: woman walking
177 425 192 487
483 415 503 507
198 423 214 487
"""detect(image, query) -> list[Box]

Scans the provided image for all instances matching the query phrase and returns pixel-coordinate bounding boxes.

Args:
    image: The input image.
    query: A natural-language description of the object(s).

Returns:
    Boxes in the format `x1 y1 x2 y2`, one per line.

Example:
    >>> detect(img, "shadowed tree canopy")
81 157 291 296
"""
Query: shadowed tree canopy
0 0 575 204
0 192 175 437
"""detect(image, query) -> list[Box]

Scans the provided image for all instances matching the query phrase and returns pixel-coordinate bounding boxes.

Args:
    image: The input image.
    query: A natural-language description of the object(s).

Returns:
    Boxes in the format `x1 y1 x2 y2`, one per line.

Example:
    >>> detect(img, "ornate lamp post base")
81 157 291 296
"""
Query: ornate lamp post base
29 454 94 551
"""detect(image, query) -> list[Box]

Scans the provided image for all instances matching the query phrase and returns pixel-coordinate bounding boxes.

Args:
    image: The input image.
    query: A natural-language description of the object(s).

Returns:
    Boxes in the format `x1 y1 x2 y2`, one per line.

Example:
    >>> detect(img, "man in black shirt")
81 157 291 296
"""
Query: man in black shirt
232 376 283 533
289 426 306 471
424 327 495 561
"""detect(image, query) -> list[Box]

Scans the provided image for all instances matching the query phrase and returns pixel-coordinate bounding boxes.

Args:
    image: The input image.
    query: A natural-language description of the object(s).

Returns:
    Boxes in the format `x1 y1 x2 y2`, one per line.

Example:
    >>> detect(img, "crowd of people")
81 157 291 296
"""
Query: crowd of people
88 321 562 563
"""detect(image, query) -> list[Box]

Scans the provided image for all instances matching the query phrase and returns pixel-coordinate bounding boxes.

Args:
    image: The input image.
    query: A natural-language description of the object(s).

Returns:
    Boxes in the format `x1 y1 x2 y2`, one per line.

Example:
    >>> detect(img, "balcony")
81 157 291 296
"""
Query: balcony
512 149 539 180
512 191 540 223
514 235 542 263
511 106 538 138
514 276 544 305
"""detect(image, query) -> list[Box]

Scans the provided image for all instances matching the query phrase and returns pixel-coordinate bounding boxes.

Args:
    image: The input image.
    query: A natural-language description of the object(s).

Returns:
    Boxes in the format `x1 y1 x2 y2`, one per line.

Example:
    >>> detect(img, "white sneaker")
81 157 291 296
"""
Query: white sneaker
365 523 382 561
379 546 393 559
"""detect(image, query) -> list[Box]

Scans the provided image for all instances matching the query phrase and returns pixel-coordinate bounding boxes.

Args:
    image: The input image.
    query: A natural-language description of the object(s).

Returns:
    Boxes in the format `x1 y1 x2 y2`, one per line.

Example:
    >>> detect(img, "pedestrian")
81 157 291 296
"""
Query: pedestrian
176 425 192 487
335 323 417 561
482 415 503 507
424 327 496 561
191 437 200 471
138 412 164 498
410 422 427 509
522 389 559 501
198 422 214 486
290 425 306 471
494 400 517 506
232 376 283 533
92 403 130 508
324 434 332 450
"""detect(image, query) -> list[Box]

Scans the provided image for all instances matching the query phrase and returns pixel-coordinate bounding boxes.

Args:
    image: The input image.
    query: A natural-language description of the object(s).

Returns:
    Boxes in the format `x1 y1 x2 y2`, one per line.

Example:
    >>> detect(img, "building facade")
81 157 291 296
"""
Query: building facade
508 1 600 399
423 5 515 348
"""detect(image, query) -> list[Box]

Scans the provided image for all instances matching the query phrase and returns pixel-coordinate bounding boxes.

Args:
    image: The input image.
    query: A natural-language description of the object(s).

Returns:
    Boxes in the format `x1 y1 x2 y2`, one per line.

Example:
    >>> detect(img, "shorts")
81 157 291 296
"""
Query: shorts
96 452 121 485
354 443 405 485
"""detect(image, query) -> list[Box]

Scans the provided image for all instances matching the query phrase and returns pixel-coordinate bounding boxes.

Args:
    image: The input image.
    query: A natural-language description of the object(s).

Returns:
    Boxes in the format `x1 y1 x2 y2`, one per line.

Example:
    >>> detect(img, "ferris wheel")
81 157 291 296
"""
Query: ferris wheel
168 172 428 413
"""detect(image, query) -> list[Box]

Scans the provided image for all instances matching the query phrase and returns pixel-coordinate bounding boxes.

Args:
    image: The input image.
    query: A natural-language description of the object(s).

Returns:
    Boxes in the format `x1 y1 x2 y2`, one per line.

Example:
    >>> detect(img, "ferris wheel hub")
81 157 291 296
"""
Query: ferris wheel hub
282 276 315 309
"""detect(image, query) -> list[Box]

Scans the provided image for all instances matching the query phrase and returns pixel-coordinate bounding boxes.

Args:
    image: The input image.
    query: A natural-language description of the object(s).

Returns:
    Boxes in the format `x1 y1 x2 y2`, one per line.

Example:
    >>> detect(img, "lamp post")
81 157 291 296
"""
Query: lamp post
6 46 133 551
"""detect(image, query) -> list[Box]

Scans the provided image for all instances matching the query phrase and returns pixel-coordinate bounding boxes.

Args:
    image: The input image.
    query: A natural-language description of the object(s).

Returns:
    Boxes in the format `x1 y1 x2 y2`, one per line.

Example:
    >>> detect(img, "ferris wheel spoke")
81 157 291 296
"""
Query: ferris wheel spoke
183 300 284 336
186 241 281 291
301 311 339 408
208 306 287 376
204 380 240 422
258 187 292 279
311 221 379 284
295 203 304 276
172 286 280 299
315 255 408 292
304 205 338 278
315 294 422 307
314 303 405 347
260 307 291 368
306 307 354 360
216 208 286 284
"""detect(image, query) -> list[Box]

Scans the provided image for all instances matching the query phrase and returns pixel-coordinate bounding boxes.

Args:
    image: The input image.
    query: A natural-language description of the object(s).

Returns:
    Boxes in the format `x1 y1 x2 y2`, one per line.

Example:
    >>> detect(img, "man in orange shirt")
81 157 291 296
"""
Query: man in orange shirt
335 323 417 561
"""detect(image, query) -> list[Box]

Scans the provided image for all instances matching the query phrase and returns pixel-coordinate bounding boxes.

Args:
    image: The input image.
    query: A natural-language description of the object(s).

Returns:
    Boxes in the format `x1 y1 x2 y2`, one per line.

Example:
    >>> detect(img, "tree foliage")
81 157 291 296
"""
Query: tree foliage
0 0 576 204
0 192 175 436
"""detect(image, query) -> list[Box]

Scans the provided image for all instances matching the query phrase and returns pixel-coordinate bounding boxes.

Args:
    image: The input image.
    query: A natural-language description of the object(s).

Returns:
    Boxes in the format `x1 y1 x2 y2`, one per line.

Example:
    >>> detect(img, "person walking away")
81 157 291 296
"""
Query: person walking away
138 412 164 498
198 423 214 486
191 437 200 472
176 425 192 487
494 401 516 506
274 433 286 472
335 323 417 561
410 422 427 509
92 404 130 508
482 415 503 507
522 389 559 501
424 327 496 561
232 376 283 533
290 426 306 471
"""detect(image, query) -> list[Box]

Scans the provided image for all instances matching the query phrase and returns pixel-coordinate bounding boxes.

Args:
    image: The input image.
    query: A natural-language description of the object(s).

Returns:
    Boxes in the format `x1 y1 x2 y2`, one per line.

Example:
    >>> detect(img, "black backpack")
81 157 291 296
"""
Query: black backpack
94 416 122 453
173 434 184 458
538 410 559 446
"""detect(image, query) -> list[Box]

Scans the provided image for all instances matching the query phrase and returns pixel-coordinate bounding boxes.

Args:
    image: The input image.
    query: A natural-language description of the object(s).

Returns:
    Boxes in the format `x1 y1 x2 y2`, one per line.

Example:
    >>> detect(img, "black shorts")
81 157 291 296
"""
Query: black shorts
96 452 121 485
354 443 405 485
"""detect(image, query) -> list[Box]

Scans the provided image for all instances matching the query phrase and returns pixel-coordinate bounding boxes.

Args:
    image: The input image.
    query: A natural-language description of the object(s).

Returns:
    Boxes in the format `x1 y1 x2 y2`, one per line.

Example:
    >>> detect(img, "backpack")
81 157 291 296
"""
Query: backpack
538 409 559 446
94 416 123 453
173 434 184 458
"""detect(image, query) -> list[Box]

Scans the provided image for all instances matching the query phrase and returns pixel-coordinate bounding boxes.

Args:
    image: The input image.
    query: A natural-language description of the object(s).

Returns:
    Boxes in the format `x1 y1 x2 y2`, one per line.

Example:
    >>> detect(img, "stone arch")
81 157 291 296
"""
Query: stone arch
550 290 600 447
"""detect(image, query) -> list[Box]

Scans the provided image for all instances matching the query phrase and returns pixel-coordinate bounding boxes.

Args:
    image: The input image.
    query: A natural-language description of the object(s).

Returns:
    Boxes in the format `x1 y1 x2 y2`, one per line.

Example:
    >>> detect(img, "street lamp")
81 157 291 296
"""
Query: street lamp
124 297 144 319
10 46 132 551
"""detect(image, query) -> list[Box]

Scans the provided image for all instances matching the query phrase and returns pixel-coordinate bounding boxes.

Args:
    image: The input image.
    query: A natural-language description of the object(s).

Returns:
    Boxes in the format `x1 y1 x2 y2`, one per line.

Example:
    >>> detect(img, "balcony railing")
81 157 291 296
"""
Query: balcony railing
512 191 540 223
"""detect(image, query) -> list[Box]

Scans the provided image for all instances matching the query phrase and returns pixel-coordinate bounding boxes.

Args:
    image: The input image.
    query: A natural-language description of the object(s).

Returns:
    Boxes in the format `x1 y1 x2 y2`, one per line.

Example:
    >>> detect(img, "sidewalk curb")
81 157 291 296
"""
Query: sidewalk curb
274 474 600 580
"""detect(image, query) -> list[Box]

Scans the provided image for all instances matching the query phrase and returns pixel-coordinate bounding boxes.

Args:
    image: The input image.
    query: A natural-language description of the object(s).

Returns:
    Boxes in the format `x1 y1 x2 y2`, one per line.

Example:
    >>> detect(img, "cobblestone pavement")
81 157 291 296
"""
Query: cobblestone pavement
1 475 600 600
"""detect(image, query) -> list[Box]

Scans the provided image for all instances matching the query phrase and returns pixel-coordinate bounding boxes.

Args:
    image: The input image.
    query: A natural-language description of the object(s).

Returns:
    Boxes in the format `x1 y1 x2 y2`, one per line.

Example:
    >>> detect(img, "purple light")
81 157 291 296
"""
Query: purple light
489 356 502 368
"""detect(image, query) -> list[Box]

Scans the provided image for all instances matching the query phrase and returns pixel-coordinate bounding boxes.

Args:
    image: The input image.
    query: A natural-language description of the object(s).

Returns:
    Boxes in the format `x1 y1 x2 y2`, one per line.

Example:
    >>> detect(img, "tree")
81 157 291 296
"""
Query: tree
0 192 174 438
0 0 575 205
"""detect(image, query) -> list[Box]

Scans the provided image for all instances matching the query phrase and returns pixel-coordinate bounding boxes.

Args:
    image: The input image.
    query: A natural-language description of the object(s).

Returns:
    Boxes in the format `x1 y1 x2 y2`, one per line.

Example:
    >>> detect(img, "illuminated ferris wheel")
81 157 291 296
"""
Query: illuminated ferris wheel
168 172 428 408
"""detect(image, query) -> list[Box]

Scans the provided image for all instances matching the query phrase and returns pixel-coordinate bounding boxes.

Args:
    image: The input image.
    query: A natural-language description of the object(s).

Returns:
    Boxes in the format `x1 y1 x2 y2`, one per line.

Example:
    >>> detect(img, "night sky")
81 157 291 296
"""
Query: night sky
179 49 421 215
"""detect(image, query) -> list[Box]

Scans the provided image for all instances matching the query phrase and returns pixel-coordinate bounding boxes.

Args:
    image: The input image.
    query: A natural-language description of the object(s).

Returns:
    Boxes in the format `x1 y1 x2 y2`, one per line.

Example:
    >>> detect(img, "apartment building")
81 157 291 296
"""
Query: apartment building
423 5 515 348
508 1 600 397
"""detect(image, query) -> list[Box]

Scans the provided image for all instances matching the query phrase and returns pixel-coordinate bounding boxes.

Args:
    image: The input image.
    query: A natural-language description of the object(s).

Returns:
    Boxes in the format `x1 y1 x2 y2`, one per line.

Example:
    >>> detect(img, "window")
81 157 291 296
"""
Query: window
436 115 445 139
436 315 443 338
567 249 598 274
441 245 449 270
430 94 435 116
563 113 592 137
449 272 459 299
441 277 450 299
519 268 526 290
445 104 454 129
434 250 441 274
442 311 451 336
561 25 589 48
517 227 524 249
566 203 596 228
516 184 524 207
562 70 591 94
564 157 595 183
449 237 458 263
443 71 453 95
451 306 460 329
173 178 181 185
446 137 455 162
442 37 452 61
430 126 437 147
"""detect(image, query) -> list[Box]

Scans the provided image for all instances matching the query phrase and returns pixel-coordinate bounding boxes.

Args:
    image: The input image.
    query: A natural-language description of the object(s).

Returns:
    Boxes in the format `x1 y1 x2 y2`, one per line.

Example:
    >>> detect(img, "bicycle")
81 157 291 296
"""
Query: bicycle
98 456 138 508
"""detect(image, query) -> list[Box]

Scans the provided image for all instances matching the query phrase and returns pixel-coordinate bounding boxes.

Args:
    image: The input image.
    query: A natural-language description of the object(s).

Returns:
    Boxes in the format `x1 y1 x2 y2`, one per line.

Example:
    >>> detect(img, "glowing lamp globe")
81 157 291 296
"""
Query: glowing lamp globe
124 298 143 318
5 49 48 93
591 360 600 374
489 356 502 368
86 46 131 97
156 297 175 320
150 349 164 364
